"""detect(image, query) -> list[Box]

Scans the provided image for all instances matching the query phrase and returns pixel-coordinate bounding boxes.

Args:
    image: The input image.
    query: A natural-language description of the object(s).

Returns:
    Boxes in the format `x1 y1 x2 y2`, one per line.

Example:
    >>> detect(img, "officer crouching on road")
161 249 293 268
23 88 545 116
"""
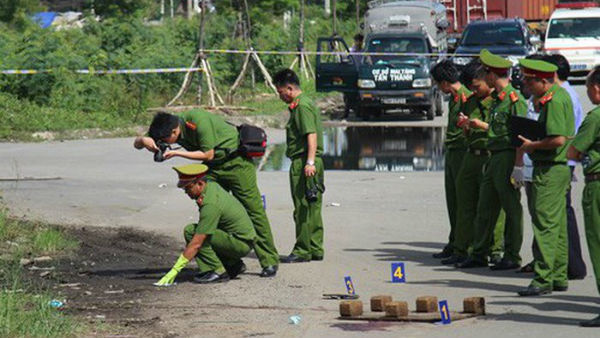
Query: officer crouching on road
273 69 325 263
133 109 279 278
154 164 257 285
568 65 600 327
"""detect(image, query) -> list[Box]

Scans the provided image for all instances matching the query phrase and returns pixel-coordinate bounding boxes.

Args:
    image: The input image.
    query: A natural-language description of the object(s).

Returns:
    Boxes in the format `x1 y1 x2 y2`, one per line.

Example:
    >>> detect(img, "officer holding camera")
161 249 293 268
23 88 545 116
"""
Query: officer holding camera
133 109 279 277
273 69 325 263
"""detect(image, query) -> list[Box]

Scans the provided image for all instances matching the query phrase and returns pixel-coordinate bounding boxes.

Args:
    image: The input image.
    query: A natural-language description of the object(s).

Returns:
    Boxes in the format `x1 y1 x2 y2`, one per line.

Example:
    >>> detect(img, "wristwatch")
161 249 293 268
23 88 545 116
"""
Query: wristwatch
306 160 315 166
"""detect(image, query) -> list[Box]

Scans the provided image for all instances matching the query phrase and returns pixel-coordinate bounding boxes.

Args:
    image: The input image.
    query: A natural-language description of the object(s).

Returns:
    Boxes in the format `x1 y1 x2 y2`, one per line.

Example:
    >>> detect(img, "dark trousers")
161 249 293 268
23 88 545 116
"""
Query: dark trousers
525 166 587 279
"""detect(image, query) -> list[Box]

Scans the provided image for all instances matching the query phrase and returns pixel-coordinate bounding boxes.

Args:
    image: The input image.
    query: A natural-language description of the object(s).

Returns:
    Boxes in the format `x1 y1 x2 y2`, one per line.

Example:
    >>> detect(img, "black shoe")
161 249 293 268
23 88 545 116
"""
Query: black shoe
193 271 230 284
489 255 503 265
455 258 488 269
195 271 211 279
311 255 324 261
441 255 466 265
226 261 247 279
490 259 520 271
518 261 534 273
553 285 568 292
282 254 310 263
259 265 278 277
580 314 600 327
517 285 552 296
432 249 452 259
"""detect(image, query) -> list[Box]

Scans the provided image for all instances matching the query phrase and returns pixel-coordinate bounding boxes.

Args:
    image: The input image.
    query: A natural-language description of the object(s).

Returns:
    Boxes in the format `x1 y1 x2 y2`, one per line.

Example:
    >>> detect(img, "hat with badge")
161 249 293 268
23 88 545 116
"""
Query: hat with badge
519 59 557 79
479 49 512 75
173 164 209 188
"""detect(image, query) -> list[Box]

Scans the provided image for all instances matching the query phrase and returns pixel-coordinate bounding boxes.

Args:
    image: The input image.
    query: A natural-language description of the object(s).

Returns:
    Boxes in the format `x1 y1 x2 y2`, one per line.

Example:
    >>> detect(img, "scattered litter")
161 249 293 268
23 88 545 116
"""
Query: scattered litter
84 291 93 296
34 256 52 263
288 315 301 325
29 266 55 271
19 258 33 266
400 176 406 180
104 289 125 294
95 315 106 320
153 282 176 287
39 271 51 277
59 283 81 288
327 202 341 207
158 183 168 188
49 300 64 308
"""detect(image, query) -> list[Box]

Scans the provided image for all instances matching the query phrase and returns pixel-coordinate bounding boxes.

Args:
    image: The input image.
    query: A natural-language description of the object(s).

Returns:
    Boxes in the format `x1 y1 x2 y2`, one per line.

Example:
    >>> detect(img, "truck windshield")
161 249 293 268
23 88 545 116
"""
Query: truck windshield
364 37 427 64
547 17 600 39
461 24 525 46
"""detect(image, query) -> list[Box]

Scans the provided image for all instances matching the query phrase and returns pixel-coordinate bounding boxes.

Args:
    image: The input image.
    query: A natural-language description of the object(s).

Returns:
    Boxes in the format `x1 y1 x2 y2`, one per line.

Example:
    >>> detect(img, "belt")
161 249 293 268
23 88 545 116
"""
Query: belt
533 161 566 167
206 150 240 167
585 173 600 183
468 148 490 156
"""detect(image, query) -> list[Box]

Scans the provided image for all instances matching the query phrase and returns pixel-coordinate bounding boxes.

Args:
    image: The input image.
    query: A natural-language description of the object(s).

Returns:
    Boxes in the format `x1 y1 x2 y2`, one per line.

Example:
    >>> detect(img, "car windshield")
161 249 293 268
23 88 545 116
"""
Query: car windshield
461 24 525 46
364 37 427 64
547 17 600 39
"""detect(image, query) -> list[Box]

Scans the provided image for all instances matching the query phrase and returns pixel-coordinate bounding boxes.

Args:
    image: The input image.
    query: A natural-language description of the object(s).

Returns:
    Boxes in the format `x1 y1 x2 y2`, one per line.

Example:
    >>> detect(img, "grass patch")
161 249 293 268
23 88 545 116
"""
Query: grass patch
0 209 84 338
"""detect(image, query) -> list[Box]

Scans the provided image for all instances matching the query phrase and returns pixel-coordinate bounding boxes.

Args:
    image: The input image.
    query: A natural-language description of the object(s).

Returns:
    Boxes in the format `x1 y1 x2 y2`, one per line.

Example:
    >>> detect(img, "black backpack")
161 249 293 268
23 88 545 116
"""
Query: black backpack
237 124 267 158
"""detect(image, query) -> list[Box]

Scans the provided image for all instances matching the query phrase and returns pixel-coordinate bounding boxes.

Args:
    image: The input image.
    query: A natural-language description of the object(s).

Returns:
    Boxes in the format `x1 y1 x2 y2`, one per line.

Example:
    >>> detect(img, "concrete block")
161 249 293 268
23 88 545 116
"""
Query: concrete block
384 301 409 318
370 295 393 312
463 297 485 315
416 296 438 313
340 300 363 317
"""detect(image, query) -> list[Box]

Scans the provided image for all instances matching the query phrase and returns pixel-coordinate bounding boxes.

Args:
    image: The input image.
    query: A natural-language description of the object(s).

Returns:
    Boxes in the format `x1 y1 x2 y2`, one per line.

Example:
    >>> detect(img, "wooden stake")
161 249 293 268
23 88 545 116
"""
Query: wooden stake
167 53 200 106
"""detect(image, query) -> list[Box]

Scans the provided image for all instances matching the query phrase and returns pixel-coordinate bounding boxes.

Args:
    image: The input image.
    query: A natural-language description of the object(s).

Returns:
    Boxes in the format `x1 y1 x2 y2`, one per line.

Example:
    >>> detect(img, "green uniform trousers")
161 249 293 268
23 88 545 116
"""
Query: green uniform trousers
289 157 324 260
531 165 570 289
206 156 279 268
471 150 523 263
184 223 253 274
454 152 506 258
444 148 466 252
583 180 600 294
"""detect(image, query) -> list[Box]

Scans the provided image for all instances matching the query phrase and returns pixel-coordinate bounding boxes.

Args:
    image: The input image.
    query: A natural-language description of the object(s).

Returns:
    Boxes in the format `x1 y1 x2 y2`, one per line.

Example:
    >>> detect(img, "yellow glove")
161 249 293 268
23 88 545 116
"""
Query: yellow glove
154 254 189 287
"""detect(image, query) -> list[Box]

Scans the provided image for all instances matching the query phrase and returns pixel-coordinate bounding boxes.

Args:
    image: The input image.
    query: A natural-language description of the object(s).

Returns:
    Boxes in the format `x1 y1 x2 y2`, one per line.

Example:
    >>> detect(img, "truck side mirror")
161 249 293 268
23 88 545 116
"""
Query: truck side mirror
529 35 541 47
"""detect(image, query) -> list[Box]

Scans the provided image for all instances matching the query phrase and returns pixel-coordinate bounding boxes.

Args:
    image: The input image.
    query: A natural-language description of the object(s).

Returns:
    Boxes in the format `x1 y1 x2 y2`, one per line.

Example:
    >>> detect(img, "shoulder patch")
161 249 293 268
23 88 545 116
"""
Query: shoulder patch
498 91 507 101
540 92 554 105
509 91 519 103
461 92 470 103
185 121 197 131
289 99 300 110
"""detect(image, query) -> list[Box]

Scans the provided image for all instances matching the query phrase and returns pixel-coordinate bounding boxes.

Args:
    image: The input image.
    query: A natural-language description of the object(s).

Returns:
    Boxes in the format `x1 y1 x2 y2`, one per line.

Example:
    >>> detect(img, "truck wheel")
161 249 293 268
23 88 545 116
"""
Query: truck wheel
357 105 370 121
426 105 435 120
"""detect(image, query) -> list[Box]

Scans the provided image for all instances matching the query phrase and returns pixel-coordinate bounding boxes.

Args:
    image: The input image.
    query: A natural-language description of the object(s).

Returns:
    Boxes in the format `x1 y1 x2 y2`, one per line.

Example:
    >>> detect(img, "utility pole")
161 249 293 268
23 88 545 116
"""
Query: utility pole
197 0 206 104
332 0 337 35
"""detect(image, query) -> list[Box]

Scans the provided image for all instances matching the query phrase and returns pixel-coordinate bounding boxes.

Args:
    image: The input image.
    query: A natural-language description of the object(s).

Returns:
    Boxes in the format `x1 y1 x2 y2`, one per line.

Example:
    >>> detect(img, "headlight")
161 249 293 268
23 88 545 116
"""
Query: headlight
412 78 432 88
358 79 376 88
452 57 472 66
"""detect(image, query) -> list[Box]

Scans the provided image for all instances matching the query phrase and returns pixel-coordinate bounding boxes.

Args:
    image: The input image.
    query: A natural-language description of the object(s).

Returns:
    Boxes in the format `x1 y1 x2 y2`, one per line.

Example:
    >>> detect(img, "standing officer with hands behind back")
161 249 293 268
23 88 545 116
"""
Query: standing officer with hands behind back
273 69 325 264
133 109 279 278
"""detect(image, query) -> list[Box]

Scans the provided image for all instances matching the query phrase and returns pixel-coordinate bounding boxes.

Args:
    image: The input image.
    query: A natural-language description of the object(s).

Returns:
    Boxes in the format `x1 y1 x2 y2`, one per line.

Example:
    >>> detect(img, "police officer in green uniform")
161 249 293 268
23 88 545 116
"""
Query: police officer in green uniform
430 60 471 260
273 69 325 263
446 59 506 265
517 59 575 296
154 164 257 285
457 49 527 270
568 65 600 326
134 110 279 277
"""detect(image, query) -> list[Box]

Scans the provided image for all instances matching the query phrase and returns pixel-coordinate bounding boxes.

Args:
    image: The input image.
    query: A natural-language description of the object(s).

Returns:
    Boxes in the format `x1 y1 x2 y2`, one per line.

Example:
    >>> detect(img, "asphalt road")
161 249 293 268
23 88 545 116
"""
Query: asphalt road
0 83 598 337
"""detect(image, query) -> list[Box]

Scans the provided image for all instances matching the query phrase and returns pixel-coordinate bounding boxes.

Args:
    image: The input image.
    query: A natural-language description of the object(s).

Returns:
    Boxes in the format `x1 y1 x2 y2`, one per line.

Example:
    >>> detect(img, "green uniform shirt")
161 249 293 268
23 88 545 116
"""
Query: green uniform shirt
194 181 256 242
487 83 527 151
446 85 472 149
572 106 600 175
464 94 494 150
285 93 324 159
529 84 575 163
177 110 239 164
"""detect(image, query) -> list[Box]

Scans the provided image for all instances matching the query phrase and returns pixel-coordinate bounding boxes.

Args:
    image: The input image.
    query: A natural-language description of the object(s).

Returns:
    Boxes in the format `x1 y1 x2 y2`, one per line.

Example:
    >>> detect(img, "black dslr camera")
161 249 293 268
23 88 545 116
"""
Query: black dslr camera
305 178 325 203
154 140 171 162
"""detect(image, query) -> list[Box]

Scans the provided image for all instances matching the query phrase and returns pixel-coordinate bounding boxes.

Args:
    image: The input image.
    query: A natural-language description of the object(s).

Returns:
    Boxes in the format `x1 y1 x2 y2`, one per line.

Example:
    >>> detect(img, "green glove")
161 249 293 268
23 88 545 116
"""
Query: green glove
154 254 189 286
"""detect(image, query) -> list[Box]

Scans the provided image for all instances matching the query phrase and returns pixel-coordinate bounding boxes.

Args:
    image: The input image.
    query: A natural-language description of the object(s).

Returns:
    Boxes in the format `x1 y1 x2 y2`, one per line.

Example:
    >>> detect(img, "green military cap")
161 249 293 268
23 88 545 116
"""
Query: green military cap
479 49 512 74
173 164 209 188
519 58 557 79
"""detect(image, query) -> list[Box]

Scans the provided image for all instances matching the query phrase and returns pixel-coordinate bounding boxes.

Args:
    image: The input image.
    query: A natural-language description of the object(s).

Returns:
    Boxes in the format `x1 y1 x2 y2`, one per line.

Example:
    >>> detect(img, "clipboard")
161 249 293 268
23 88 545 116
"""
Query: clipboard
508 115 546 147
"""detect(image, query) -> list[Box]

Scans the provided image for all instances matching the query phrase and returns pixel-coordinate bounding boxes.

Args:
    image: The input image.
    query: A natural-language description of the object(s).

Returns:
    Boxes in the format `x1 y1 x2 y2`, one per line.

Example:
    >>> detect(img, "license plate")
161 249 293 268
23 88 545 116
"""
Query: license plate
382 98 406 104
571 64 587 71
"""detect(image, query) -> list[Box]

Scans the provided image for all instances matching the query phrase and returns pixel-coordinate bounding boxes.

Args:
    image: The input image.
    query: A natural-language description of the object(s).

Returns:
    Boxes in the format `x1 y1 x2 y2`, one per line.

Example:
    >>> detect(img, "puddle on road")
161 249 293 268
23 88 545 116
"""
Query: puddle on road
261 126 446 172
